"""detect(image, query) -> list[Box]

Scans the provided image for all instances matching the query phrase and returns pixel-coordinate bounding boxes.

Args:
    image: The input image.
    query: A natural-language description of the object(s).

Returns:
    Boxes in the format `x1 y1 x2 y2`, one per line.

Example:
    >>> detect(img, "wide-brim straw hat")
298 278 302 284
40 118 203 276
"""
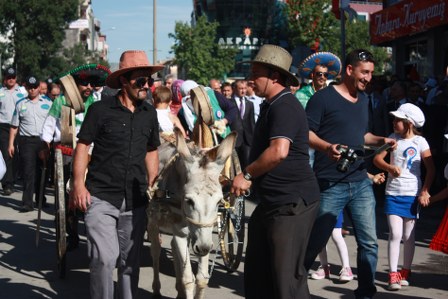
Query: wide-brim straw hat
106 50 164 89
240 44 299 87
299 52 341 80
59 74 84 113
191 85 214 126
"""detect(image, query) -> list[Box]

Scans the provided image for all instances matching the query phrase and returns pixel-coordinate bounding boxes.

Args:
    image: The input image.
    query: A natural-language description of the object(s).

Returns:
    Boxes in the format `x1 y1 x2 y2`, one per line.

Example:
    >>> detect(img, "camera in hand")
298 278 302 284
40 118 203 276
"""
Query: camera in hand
336 145 358 173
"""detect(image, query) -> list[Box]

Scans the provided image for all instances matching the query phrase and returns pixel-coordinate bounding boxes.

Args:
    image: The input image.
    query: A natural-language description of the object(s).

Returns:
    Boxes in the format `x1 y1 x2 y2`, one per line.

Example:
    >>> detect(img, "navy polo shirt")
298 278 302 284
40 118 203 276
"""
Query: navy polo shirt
77 95 160 210
249 89 319 206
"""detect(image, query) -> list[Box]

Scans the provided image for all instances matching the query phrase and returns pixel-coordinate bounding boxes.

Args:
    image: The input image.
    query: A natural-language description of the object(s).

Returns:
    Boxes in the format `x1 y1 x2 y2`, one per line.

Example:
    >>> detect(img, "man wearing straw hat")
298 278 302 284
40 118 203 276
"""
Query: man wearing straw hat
232 44 320 299
71 50 162 299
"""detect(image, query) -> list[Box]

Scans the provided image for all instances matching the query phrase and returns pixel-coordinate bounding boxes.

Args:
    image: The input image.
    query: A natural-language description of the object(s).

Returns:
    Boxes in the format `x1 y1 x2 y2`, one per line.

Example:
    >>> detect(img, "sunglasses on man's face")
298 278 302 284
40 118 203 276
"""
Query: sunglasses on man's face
358 51 374 62
78 80 97 87
134 77 154 88
314 72 329 78
27 84 40 90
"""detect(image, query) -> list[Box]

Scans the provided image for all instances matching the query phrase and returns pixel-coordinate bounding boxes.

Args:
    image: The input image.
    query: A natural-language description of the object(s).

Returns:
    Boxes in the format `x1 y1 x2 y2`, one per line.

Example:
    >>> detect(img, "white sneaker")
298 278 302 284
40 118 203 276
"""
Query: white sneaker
310 264 330 280
339 267 354 282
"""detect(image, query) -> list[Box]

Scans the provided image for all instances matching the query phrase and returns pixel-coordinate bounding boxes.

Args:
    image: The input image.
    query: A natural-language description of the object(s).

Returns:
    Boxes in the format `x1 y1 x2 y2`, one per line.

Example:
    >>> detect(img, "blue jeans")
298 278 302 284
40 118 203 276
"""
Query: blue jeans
304 178 378 299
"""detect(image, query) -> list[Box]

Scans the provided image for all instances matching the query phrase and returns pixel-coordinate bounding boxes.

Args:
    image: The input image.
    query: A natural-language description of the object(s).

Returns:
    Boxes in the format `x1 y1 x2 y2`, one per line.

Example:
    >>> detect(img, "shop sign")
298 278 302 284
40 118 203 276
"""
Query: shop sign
370 0 448 44
69 19 89 29
218 27 262 50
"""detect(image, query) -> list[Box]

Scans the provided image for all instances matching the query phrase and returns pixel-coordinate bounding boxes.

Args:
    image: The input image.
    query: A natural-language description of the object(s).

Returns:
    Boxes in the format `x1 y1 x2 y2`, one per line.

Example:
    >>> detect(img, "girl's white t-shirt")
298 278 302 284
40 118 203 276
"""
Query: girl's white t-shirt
385 133 430 196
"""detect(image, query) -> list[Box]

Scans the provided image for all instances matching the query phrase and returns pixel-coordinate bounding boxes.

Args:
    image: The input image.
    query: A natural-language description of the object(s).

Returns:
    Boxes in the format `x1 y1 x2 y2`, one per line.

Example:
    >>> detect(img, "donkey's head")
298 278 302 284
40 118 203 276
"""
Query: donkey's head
175 128 236 256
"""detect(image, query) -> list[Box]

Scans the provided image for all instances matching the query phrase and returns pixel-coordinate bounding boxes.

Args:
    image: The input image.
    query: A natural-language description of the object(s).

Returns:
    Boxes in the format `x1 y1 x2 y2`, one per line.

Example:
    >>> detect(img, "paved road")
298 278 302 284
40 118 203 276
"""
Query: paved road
1 185 448 298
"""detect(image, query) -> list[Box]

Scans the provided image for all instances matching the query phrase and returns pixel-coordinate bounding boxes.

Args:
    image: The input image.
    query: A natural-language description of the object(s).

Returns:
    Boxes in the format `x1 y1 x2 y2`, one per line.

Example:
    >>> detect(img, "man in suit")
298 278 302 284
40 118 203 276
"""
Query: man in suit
232 79 255 169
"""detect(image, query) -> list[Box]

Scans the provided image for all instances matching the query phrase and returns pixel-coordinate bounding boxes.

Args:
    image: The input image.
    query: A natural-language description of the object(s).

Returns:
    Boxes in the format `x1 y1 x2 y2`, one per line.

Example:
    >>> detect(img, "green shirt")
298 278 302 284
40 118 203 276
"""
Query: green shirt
294 85 315 109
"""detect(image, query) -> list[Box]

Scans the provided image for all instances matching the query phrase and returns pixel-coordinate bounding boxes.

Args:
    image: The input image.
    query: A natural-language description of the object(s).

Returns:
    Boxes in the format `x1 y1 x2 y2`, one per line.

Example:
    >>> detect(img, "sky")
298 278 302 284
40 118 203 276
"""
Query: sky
91 0 193 64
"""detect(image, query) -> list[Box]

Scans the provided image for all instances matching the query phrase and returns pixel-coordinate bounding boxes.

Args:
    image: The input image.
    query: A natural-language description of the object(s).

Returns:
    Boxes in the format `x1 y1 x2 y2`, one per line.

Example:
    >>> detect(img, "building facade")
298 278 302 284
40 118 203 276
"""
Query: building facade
64 0 108 61
370 0 448 79
193 0 281 78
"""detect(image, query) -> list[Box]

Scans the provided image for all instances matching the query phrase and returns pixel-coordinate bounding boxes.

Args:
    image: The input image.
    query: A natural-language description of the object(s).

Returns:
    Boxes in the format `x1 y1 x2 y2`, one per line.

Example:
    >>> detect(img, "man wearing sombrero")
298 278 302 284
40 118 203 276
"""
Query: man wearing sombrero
295 51 341 108
40 63 111 251
71 50 161 299
231 44 320 298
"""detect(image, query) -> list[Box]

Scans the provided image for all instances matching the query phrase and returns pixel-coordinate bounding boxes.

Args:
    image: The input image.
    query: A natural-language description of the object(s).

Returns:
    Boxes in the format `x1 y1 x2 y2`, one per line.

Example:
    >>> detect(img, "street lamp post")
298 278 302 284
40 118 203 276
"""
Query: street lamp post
153 0 157 64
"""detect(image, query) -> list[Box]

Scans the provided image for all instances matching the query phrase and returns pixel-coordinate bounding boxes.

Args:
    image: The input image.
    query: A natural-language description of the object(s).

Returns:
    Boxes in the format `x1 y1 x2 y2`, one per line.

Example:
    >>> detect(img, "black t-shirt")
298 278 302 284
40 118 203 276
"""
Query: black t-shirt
306 85 369 182
249 89 319 206
77 95 160 210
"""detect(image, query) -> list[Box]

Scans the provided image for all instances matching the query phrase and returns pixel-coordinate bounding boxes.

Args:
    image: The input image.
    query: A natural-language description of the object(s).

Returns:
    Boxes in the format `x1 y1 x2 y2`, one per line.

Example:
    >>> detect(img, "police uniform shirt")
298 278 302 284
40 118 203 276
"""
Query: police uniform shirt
12 95 52 137
0 85 26 124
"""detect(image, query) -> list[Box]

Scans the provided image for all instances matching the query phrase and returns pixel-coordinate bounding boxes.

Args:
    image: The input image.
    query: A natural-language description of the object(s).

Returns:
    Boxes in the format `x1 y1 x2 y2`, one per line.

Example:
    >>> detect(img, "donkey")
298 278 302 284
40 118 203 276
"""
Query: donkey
147 128 236 299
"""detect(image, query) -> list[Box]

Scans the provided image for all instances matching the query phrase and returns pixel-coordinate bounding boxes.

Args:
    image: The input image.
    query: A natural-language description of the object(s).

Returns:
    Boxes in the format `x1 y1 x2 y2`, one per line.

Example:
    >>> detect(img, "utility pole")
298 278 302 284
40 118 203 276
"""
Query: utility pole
153 0 157 64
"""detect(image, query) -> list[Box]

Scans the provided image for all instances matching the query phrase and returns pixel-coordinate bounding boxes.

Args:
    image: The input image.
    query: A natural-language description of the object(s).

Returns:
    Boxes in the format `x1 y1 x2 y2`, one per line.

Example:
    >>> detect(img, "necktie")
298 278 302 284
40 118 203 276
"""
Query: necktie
239 97 245 118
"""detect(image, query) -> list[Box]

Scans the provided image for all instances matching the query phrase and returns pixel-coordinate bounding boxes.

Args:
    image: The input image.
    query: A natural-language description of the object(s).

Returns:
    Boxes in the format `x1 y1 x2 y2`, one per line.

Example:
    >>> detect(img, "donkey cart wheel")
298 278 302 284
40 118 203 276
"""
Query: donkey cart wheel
55 149 67 279
218 150 245 273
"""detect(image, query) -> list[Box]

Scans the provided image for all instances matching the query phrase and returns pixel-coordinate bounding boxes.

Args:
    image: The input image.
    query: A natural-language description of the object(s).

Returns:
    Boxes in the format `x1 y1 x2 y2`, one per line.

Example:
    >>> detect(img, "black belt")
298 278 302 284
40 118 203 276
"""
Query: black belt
19 136 40 139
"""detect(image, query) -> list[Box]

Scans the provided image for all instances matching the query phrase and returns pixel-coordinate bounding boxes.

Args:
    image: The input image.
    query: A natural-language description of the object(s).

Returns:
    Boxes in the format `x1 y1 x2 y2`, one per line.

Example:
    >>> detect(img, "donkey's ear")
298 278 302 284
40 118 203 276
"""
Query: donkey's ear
206 131 237 164
175 127 193 162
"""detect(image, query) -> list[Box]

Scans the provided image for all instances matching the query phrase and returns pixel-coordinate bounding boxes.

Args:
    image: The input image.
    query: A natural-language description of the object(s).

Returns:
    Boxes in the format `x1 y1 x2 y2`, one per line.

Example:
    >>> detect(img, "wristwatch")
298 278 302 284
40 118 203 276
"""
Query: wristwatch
243 169 253 181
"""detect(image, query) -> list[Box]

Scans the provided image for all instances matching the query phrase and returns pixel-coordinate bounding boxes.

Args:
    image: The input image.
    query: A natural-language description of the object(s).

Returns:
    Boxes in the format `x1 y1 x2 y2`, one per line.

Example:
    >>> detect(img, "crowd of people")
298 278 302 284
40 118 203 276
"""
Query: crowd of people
1 43 448 299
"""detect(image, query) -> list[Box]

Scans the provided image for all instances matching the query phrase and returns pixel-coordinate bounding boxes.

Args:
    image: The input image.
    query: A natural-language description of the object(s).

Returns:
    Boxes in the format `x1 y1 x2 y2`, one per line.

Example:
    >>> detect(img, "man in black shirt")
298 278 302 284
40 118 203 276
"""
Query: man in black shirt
232 44 320 299
71 50 162 299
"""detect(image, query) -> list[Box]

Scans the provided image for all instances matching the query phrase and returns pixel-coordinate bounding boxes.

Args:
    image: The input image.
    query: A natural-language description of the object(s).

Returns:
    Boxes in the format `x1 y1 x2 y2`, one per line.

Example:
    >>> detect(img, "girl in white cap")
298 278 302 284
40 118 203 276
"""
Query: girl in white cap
374 103 435 291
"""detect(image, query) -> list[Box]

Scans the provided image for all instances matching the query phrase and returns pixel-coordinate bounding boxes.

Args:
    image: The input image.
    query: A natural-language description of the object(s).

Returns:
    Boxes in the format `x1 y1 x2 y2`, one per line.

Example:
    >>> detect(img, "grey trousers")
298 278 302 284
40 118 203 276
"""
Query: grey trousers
85 196 147 299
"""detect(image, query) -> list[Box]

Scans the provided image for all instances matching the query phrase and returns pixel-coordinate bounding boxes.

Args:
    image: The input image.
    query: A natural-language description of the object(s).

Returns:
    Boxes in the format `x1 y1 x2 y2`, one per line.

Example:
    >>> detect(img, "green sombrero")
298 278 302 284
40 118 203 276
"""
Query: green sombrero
299 52 341 80
57 64 111 113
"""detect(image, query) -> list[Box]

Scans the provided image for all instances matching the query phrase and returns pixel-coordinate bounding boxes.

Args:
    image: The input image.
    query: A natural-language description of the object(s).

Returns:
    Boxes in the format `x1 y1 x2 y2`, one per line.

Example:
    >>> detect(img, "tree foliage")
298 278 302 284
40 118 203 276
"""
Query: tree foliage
284 0 338 50
321 18 390 75
0 0 86 79
284 0 390 75
169 15 238 85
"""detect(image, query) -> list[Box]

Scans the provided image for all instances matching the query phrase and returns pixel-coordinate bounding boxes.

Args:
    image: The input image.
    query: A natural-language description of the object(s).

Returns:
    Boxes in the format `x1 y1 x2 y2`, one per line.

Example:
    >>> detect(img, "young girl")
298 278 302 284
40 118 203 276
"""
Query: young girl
374 103 435 291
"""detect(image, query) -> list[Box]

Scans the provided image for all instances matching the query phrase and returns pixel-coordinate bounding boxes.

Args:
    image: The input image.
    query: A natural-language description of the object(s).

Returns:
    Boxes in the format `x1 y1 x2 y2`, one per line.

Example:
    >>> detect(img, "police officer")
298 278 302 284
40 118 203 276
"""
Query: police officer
9 76 52 212
0 67 25 195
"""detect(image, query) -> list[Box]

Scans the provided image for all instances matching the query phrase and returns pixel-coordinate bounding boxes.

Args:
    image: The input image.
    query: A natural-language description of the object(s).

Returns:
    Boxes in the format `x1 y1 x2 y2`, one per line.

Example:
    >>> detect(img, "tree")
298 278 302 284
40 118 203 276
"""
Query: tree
169 16 238 85
284 0 389 75
0 0 79 79
284 0 338 51
321 18 390 75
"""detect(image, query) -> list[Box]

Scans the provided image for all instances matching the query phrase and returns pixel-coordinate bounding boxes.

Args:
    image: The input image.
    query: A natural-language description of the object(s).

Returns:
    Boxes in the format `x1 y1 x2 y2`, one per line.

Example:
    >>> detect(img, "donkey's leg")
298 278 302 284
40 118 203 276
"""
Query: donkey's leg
194 254 210 299
171 238 186 298
173 235 195 299
148 222 162 297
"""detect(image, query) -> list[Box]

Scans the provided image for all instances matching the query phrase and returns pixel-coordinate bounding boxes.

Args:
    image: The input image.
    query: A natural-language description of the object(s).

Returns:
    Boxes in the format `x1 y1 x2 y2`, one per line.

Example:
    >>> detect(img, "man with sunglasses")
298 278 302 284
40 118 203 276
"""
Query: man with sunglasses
8 76 52 212
296 52 342 109
71 50 162 299
0 67 25 196
40 64 111 251
304 49 396 299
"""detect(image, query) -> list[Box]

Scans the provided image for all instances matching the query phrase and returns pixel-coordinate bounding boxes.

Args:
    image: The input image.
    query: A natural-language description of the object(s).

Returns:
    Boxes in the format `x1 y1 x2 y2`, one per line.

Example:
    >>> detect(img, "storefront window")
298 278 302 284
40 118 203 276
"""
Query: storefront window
405 40 429 79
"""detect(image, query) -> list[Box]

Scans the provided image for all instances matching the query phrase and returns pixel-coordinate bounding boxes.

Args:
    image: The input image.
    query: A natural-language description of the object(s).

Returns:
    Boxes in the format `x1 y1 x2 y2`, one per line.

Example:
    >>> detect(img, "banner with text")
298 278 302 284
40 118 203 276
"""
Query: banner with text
370 0 448 45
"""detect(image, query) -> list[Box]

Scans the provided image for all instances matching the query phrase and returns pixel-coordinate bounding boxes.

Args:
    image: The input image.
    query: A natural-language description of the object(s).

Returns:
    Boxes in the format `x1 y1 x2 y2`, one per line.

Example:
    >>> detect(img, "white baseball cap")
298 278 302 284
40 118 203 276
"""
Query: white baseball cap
389 103 425 128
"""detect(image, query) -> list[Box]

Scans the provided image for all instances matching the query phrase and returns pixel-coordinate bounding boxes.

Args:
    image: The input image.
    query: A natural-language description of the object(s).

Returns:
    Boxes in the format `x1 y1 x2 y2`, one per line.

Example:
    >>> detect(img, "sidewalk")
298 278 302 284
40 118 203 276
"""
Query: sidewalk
0 186 447 298
308 198 448 299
